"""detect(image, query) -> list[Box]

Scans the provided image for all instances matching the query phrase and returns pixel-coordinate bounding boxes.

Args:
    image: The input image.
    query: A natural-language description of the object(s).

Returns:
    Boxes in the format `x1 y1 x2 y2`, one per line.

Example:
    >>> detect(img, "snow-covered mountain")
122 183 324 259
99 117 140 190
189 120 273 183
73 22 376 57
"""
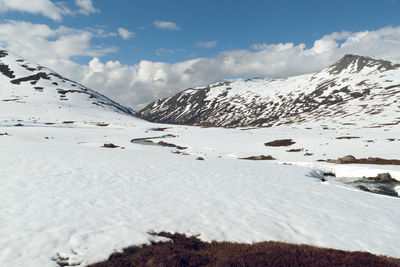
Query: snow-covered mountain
138 55 400 128
0 49 135 125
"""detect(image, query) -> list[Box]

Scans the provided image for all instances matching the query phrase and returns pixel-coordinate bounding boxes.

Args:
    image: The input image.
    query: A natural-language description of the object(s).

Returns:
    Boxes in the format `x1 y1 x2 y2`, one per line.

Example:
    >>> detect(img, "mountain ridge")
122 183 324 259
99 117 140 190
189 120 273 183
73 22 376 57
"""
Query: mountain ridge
138 54 400 128
0 48 135 125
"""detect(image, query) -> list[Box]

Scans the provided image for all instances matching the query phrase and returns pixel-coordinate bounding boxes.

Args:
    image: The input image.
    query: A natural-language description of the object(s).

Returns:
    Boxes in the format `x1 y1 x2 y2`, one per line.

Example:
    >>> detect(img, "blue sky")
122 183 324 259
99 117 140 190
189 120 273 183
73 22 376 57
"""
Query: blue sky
0 0 400 109
2 0 399 64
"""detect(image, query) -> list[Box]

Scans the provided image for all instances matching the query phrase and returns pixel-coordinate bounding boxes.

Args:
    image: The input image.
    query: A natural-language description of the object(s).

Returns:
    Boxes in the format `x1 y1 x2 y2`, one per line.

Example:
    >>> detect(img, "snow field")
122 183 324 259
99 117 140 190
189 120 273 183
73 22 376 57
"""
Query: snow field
1 124 400 267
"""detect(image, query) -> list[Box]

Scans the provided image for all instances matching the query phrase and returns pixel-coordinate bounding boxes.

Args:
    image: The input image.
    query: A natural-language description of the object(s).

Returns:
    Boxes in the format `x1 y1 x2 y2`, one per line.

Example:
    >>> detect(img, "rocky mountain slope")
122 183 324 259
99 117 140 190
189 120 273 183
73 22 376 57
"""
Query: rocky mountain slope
138 55 400 128
0 49 135 125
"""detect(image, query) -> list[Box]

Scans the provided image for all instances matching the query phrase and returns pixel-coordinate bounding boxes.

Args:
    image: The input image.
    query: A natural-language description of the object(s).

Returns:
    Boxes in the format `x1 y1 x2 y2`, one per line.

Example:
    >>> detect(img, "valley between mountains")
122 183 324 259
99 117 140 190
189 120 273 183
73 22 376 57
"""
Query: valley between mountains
1 49 400 266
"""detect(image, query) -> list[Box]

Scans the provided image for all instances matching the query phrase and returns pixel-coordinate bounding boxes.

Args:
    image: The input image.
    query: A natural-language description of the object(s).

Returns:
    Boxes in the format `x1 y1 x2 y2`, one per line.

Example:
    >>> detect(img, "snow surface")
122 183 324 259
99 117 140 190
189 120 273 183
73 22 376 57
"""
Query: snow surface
1 50 400 266
1 119 400 267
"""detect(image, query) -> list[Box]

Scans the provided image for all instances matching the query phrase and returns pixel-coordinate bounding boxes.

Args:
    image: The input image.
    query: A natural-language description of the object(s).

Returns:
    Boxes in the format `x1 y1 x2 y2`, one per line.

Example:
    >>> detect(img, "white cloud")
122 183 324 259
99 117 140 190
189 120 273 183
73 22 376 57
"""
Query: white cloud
195 41 218 48
0 0 99 20
0 20 116 63
75 0 99 15
1 22 400 111
153 20 180 31
0 0 71 21
118 28 134 39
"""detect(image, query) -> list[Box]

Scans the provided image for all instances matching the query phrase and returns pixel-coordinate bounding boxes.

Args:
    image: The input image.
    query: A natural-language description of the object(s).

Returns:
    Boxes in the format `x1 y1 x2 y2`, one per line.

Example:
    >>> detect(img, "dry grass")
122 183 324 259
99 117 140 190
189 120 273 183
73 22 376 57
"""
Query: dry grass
88 232 400 267
240 155 276 160
335 136 361 139
327 156 400 165
264 139 295 147
102 143 120 148
157 141 188 150
286 148 303 152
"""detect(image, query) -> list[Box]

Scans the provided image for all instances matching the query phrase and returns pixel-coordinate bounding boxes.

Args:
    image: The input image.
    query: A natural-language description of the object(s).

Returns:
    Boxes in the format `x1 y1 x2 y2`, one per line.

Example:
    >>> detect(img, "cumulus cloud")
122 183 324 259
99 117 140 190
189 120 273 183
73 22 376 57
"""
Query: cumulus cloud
75 0 99 15
195 41 218 48
0 0 99 20
78 26 400 110
0 20 116 64
1 21 400 111
0 0 71 21
118 27 134 39
153 20 180 31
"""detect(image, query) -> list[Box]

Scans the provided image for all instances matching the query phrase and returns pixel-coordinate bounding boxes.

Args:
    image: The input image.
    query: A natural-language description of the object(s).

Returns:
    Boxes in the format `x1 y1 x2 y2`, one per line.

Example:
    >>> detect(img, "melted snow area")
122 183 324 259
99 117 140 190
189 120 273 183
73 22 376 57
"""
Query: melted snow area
1 50 400 266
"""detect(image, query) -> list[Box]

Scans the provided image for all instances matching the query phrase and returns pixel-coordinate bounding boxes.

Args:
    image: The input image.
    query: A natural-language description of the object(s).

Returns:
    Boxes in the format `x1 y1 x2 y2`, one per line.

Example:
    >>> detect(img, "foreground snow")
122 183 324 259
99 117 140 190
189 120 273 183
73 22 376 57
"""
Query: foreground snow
1 119 400 267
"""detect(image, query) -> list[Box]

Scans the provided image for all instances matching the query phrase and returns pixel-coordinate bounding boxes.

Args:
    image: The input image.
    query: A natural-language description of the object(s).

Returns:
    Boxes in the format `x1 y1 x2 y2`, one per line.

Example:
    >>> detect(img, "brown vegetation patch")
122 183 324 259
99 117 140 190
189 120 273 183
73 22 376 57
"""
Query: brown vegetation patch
327 155 400 165
240 155 276 160
0 132 9 136
102 143 120 148
158 141 187 150
286 148 303 152
196 156 205 160
96 123 109 127
150 127 169 131
336 136 361 140
264 139 295 147
62 121 74 124
88 232 400 267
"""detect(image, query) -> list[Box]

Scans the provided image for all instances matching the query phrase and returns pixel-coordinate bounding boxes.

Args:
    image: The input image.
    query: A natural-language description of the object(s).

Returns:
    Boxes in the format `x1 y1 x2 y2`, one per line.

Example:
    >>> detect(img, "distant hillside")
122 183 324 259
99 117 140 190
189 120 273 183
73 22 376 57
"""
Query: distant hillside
138 55 400 128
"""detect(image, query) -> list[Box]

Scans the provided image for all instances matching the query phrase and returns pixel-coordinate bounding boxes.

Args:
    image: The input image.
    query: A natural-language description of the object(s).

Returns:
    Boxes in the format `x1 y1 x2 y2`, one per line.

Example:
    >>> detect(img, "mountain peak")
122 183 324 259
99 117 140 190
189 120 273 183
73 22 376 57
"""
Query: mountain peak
327 54 399 74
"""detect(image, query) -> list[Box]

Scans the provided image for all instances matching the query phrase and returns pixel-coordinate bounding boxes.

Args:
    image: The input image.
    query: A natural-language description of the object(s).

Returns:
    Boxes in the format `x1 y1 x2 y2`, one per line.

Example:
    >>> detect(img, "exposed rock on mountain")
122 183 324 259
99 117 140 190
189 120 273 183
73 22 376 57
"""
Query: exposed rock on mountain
0 49 135 124
138 55 400 128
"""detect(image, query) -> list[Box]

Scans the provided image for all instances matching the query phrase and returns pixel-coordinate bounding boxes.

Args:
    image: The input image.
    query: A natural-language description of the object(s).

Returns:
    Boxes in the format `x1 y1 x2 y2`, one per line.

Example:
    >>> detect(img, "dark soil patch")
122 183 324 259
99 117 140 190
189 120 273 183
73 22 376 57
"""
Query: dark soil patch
87 232 400 267
102 143 120 148
196 156 205 160
336 136 361 140
240 155 276 160
264 139 295 147
62 121 74 124
14 123 24 127
0 132 9 136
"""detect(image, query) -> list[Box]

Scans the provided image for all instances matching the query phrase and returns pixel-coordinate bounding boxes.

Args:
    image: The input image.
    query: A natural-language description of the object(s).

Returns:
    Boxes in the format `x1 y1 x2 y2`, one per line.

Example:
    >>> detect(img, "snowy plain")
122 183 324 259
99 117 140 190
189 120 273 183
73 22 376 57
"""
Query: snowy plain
1 117 400 267
1 49 400 266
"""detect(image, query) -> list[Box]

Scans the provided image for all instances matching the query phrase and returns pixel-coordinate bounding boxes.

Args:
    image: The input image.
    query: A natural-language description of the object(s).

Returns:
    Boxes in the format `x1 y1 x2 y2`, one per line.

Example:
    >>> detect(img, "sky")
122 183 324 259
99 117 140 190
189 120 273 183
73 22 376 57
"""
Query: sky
0 0 400 110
